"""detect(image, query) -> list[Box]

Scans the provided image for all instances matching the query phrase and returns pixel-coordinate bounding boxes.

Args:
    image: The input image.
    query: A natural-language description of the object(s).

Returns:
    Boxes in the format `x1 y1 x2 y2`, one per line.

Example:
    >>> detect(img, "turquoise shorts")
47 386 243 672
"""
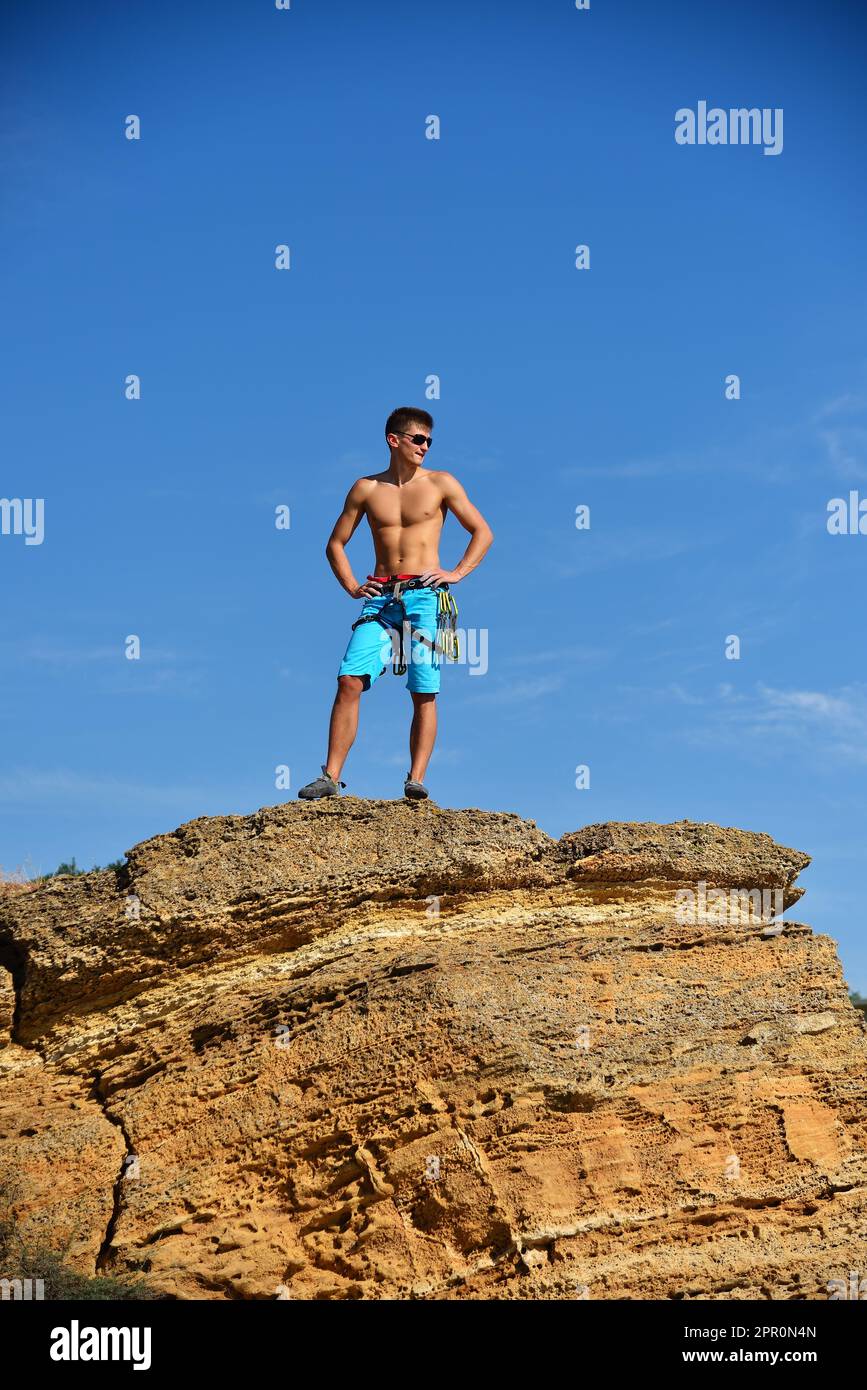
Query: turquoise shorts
338 585 441 693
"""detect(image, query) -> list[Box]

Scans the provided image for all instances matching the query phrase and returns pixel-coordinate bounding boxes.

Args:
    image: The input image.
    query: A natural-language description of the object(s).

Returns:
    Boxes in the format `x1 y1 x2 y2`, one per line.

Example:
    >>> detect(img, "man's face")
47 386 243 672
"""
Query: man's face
390 422 432 465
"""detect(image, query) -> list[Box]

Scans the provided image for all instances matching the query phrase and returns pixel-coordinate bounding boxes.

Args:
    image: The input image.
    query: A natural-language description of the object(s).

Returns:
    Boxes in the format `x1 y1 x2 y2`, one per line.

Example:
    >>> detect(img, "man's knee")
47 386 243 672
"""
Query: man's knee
410 691 437 707
337 674 366 699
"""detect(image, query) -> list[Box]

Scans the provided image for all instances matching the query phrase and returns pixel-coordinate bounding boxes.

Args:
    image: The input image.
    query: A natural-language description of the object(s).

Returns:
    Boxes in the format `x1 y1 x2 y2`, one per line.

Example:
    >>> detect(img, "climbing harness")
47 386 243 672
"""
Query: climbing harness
350 574 460 676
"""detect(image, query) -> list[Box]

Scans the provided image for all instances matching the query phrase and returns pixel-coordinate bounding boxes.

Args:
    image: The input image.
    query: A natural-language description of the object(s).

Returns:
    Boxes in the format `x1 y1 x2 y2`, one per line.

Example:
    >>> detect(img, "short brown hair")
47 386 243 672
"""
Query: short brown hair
385 406 434 441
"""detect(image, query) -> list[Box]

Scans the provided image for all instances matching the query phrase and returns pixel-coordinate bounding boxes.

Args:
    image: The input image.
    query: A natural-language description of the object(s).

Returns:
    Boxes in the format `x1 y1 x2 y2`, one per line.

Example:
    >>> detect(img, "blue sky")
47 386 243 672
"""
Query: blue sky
3 0 867 989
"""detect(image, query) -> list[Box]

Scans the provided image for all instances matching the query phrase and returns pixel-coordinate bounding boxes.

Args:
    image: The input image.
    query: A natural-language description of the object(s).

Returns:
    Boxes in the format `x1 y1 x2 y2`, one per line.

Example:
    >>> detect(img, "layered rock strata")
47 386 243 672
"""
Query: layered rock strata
1 803 863 1300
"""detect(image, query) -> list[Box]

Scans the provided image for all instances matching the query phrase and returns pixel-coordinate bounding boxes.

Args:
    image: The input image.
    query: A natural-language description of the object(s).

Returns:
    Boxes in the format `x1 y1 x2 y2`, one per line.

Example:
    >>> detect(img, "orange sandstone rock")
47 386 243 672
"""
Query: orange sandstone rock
0 802 863 1300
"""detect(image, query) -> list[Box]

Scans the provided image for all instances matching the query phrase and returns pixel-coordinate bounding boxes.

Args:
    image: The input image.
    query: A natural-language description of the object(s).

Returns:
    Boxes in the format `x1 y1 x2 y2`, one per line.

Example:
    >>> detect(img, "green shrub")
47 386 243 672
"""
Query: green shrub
38 857 127 881
0 1210 158 1301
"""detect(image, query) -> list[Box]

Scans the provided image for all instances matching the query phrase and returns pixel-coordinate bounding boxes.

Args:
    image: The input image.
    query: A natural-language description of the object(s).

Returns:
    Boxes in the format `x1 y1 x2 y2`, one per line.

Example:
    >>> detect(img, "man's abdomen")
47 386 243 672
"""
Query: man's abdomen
369 516 443 575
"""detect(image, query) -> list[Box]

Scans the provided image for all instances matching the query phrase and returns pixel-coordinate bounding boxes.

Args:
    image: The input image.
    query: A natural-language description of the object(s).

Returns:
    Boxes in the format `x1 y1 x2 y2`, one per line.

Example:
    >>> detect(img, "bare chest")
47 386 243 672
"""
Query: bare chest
368 481 444 529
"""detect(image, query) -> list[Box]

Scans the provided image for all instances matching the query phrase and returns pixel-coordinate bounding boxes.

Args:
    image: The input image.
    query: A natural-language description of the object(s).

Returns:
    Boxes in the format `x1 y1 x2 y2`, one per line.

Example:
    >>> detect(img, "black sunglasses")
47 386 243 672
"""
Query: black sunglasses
398 432 433 447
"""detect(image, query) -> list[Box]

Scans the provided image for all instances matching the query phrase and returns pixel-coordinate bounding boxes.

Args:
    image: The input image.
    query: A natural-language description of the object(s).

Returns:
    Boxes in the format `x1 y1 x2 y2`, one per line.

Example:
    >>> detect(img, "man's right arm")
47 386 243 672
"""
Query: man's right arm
325 480 380 598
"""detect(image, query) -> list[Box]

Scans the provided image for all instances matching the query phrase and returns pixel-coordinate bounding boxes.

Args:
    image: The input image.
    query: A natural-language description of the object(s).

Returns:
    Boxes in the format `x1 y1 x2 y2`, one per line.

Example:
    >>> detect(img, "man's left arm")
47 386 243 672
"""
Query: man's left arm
419 473 494 587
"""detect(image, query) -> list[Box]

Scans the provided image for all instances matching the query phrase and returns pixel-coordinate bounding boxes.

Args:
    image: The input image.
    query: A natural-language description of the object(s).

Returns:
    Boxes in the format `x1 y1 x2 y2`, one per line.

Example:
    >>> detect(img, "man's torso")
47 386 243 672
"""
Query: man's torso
359 469 447 574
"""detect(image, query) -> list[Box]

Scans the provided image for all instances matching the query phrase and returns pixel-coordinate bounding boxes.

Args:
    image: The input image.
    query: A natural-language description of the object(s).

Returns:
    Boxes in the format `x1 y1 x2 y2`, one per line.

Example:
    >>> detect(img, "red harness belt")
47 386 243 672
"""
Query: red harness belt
369 573 422 581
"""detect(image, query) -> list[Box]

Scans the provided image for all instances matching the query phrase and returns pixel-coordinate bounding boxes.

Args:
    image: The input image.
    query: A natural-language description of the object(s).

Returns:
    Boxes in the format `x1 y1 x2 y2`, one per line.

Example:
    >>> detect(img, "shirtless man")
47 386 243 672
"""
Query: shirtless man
297 406 493 802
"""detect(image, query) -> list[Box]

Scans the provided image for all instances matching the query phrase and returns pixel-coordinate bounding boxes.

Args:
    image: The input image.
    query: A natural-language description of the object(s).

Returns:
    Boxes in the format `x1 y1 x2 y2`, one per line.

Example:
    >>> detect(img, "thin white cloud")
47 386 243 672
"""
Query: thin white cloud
0 643 109 666
0 641 204 696
812 392 867 421
817 425 867 480
0 768 213 810
502 643 613 667
560 453 701 480
693 681 867 764
463 675 563 706
666 682 707 707
560 382 867 488
554 530 708 578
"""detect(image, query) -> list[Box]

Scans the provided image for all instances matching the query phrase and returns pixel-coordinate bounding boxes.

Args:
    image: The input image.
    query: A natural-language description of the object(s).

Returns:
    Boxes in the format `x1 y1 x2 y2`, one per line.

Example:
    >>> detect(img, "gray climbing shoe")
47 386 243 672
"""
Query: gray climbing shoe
298 765 345 800
404 773 429 801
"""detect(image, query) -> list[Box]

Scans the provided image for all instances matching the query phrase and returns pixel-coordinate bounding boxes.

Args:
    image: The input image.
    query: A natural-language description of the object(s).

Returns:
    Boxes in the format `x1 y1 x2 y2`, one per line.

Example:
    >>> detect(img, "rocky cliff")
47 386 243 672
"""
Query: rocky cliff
1 801 864 1300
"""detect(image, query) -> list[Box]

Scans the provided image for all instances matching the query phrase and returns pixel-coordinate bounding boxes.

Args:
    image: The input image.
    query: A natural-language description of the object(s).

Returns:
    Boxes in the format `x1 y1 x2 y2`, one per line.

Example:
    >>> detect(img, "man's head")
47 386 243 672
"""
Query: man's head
385 406 434 466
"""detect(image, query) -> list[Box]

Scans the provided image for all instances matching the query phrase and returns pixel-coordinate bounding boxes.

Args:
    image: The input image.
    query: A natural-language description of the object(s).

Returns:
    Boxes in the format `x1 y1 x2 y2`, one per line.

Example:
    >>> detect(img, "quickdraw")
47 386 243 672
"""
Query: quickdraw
434 586 460 662
351 577 460 676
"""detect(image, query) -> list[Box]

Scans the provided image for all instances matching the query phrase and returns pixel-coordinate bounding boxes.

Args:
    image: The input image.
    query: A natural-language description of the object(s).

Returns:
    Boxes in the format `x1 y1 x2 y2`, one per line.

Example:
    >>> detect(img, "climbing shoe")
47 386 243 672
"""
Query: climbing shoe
298 766 345 800
404 774 429 801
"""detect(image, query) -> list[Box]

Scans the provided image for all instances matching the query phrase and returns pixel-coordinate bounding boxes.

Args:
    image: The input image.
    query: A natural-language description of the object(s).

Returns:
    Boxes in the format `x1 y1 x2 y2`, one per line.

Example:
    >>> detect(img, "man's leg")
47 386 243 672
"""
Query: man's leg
409 692 437 783
325 675 365 780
